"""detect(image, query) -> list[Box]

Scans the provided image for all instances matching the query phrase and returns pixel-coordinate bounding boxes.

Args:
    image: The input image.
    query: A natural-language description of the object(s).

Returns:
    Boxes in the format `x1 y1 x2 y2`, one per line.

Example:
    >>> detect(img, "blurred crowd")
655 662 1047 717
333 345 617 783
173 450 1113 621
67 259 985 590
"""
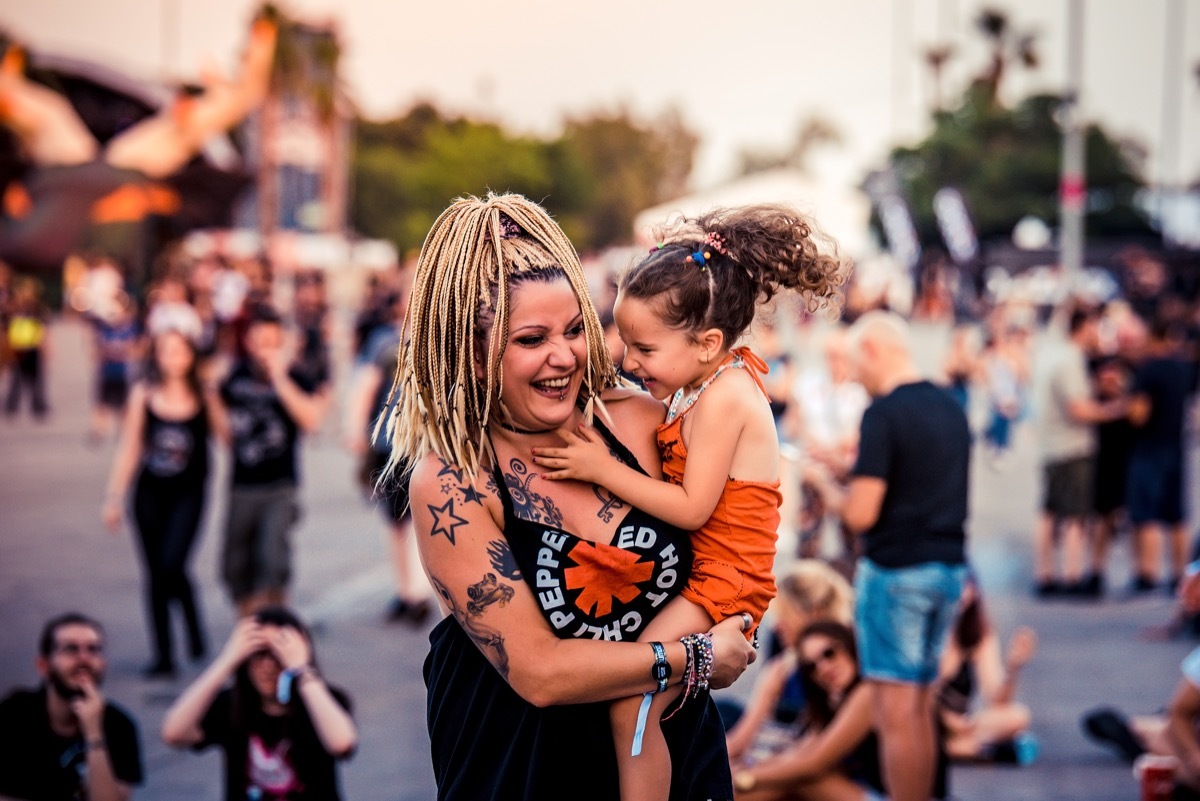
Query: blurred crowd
0 240 1198 800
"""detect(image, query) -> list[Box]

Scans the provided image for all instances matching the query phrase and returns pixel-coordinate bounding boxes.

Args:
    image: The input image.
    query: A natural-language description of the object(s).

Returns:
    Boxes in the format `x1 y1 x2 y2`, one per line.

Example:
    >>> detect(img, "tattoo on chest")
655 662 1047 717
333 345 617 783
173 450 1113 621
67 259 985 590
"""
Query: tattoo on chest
431 576 509 680
487 540 522 580
502 459 564 527
593 486 625 523
467 572 516 616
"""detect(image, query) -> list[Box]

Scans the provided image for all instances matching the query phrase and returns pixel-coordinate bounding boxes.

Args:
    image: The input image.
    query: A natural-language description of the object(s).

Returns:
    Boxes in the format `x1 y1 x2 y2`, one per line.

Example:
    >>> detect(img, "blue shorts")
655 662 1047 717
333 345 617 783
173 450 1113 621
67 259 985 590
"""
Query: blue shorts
855 558 966 685
1127 449 1185 525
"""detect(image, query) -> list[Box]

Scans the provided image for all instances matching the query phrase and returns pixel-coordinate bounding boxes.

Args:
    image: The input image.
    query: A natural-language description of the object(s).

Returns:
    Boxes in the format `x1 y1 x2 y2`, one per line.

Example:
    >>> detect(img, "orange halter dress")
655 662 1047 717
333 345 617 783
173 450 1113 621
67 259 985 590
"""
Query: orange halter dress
660 346 781 638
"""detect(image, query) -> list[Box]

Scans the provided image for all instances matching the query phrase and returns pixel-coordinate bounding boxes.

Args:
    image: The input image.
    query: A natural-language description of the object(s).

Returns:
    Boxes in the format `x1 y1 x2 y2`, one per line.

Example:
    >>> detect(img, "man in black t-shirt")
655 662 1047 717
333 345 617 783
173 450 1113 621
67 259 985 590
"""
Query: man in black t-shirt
1127 318 1197 593
217 308 330 616
0 613 143 801
842 312 969 801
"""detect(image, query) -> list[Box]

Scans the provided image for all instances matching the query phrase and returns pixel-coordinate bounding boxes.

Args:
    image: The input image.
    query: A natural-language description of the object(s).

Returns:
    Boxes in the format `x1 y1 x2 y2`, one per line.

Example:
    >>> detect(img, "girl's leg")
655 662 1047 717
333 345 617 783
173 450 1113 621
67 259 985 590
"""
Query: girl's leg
611 595 713 801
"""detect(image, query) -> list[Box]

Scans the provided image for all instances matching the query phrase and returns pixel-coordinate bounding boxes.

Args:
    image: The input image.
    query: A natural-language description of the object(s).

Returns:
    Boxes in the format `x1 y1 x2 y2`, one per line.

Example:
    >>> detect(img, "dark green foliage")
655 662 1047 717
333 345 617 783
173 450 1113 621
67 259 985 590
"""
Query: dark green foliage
887 88 1150 244
350 104 696 256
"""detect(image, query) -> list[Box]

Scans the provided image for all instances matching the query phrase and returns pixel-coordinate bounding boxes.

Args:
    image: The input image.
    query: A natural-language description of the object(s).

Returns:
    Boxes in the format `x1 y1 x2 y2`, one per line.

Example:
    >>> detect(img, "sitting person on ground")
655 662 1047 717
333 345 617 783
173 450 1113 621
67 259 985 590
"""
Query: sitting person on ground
936 574 1038 763
732 621 917 800
161 606 357 801
725 561 855 768
1083 568 1200 801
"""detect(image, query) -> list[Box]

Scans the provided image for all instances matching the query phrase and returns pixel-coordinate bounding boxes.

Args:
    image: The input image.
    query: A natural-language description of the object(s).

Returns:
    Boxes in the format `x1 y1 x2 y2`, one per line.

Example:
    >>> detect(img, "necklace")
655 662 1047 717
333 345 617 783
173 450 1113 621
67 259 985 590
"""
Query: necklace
495 420 557 436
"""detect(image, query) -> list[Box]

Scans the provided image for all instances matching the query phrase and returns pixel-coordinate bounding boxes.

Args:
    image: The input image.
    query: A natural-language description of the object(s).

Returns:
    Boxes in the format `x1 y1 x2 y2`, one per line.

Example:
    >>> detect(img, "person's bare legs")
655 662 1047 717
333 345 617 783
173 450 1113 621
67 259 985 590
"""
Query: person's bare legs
1134 522 1163 584
872 680 936 801
0 47 98 166
1170 522 1188 586
943 703 1032 759
1090 513 1116 580
737 772 869 801
104 18 277 178
1060 517 1087 584
612 596 713 801
1034 513 1057 585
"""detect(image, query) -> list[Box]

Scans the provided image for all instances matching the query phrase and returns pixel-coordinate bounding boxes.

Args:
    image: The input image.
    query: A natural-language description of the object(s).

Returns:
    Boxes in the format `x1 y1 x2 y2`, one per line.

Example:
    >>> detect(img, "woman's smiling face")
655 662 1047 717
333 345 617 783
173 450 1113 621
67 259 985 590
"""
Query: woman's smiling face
496 276 589 431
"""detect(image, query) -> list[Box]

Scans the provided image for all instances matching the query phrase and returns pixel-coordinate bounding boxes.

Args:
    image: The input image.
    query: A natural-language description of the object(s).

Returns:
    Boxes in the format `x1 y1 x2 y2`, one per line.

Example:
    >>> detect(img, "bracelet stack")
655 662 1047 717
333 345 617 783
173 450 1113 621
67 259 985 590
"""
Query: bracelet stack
679 632 714 705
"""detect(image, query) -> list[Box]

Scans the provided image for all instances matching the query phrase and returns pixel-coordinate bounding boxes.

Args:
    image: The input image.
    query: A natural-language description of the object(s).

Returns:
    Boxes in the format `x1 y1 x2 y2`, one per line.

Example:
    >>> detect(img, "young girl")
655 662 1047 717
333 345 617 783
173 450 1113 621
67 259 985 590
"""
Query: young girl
534 205 844 801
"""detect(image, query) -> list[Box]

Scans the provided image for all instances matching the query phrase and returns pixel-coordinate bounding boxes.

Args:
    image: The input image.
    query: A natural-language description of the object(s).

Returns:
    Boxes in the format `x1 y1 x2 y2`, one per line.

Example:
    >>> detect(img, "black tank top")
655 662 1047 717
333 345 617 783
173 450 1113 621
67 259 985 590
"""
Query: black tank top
491 420 693 642
138 400 209 490
424 420 732 801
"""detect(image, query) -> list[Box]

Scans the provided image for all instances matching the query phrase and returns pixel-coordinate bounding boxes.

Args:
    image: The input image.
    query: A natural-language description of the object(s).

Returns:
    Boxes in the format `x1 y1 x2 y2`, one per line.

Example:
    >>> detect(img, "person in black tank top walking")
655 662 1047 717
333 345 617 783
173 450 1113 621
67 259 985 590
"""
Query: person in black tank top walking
103 323 216 677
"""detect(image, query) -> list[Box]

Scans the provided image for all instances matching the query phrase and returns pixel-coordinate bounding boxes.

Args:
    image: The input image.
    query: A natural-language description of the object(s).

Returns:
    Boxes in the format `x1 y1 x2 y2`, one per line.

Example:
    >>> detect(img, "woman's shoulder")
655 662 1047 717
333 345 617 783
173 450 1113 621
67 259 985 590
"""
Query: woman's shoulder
410 452 501 506
600 386 666 428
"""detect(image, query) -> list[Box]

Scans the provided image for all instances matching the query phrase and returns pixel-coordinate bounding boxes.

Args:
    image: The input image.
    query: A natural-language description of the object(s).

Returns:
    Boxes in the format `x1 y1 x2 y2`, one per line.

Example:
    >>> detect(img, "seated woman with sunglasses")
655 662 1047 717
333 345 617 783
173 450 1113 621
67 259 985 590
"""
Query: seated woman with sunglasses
731 621 887 801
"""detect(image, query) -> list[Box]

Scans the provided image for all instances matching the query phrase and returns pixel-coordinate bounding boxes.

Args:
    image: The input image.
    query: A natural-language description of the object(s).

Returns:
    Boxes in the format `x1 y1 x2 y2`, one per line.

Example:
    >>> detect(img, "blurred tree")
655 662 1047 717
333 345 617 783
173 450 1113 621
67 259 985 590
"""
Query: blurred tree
559 108 697 250
736 116 842 176
350 104 697 255
887 90 1151 243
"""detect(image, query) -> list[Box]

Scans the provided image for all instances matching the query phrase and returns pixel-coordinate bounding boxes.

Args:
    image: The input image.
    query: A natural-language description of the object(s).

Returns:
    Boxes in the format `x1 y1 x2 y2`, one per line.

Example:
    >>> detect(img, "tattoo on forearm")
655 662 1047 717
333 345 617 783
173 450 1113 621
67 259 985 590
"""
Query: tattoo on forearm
427 498 469 545
467 572 515 616
431 575 510 680
593 486 625 523
487 540 522 581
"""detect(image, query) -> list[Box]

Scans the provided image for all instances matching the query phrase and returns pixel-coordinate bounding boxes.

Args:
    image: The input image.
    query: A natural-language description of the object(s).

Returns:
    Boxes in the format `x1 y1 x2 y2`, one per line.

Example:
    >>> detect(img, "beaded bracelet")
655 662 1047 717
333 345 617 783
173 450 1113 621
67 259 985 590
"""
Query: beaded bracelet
677 632 714 705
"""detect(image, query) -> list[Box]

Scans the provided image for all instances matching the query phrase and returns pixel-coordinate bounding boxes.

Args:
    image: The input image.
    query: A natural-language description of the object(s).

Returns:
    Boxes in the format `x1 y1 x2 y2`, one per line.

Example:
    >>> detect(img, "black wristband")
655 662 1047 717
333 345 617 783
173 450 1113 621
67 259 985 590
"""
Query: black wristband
650 641 670 693
85 738 106 751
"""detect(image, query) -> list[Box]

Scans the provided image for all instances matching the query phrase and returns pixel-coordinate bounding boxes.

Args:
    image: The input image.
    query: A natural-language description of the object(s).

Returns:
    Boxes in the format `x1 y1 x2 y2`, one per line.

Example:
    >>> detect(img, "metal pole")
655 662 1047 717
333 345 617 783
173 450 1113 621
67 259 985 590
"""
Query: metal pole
1059 0 1086 294
161 0 177 79
1158 0 1185 244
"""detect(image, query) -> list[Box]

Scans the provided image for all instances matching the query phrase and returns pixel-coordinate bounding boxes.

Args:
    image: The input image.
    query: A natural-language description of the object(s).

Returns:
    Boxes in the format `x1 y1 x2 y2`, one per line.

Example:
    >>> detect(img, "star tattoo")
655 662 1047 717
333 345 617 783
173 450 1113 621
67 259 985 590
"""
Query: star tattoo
428 499 469 545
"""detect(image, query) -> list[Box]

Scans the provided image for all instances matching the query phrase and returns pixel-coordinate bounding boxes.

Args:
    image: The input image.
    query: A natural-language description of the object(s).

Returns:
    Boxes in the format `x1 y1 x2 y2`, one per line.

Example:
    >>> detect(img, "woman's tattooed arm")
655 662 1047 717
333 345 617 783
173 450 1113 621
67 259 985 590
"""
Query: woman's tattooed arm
430 575 511 680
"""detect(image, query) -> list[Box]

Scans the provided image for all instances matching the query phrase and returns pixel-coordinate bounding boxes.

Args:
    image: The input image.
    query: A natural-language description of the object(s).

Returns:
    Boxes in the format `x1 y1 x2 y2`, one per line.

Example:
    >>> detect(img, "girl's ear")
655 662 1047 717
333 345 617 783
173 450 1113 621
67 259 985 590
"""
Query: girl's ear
698 328 725 362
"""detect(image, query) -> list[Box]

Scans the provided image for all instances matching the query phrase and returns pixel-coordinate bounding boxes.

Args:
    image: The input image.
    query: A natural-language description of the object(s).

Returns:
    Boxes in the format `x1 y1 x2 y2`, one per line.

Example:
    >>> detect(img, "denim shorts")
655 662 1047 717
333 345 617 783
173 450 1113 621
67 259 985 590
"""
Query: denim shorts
855 558 966 685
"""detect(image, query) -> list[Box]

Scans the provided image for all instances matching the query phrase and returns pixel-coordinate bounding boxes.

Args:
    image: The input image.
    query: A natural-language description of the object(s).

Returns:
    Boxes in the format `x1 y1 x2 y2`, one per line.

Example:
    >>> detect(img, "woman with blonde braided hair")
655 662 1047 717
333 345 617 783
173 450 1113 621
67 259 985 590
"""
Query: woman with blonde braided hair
385 193 756 801
532 205 845 801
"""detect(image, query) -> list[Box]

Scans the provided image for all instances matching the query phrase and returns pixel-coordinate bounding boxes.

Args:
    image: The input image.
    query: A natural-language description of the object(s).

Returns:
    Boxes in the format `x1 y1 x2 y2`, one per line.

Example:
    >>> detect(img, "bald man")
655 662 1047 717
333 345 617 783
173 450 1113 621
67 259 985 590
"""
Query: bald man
843 311 968 801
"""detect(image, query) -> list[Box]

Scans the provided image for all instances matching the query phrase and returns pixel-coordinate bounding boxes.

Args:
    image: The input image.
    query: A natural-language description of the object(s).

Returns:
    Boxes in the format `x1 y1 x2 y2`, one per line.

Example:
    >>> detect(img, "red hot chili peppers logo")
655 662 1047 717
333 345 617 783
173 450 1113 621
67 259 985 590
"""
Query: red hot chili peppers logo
528 523 689 641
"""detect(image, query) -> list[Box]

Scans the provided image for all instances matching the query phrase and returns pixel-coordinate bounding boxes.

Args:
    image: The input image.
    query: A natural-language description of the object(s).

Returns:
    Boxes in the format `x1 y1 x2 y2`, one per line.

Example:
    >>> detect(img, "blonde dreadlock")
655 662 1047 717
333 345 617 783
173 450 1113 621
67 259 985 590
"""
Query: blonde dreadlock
380 193 617 481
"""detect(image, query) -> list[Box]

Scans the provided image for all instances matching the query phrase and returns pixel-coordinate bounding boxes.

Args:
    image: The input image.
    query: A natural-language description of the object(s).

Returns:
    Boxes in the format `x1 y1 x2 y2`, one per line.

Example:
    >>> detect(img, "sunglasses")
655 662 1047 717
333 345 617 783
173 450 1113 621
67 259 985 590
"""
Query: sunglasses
800 645 841 674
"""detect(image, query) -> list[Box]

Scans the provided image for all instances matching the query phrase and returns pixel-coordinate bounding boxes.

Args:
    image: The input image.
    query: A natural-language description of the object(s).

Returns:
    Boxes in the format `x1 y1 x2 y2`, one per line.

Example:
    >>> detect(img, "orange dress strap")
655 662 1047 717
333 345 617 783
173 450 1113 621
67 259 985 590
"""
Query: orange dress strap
665 347 772 423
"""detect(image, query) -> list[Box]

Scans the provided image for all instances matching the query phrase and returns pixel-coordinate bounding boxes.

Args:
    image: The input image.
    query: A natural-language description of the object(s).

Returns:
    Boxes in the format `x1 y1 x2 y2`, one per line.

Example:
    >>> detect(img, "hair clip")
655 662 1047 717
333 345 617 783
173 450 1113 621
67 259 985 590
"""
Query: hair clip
703 232 728 255
648 242 666 254
684 250 711 271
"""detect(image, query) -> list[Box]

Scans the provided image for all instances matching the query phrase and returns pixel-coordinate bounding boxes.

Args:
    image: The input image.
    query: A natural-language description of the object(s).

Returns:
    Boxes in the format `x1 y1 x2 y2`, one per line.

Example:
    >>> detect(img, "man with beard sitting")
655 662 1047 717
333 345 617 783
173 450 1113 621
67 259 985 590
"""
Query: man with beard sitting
0 613 143 801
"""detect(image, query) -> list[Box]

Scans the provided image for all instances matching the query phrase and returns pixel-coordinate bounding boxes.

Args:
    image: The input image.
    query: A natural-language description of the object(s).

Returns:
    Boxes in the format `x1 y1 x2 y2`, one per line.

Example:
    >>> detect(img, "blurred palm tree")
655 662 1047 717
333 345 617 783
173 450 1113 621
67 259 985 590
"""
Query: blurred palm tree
923 43 955 113
974 7 1039 107
251 3 348 236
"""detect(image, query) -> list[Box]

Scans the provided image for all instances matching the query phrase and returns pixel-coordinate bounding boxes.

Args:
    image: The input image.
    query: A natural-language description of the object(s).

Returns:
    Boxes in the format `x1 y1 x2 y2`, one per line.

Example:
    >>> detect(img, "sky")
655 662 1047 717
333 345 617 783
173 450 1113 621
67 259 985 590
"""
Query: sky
5 0 1199 195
